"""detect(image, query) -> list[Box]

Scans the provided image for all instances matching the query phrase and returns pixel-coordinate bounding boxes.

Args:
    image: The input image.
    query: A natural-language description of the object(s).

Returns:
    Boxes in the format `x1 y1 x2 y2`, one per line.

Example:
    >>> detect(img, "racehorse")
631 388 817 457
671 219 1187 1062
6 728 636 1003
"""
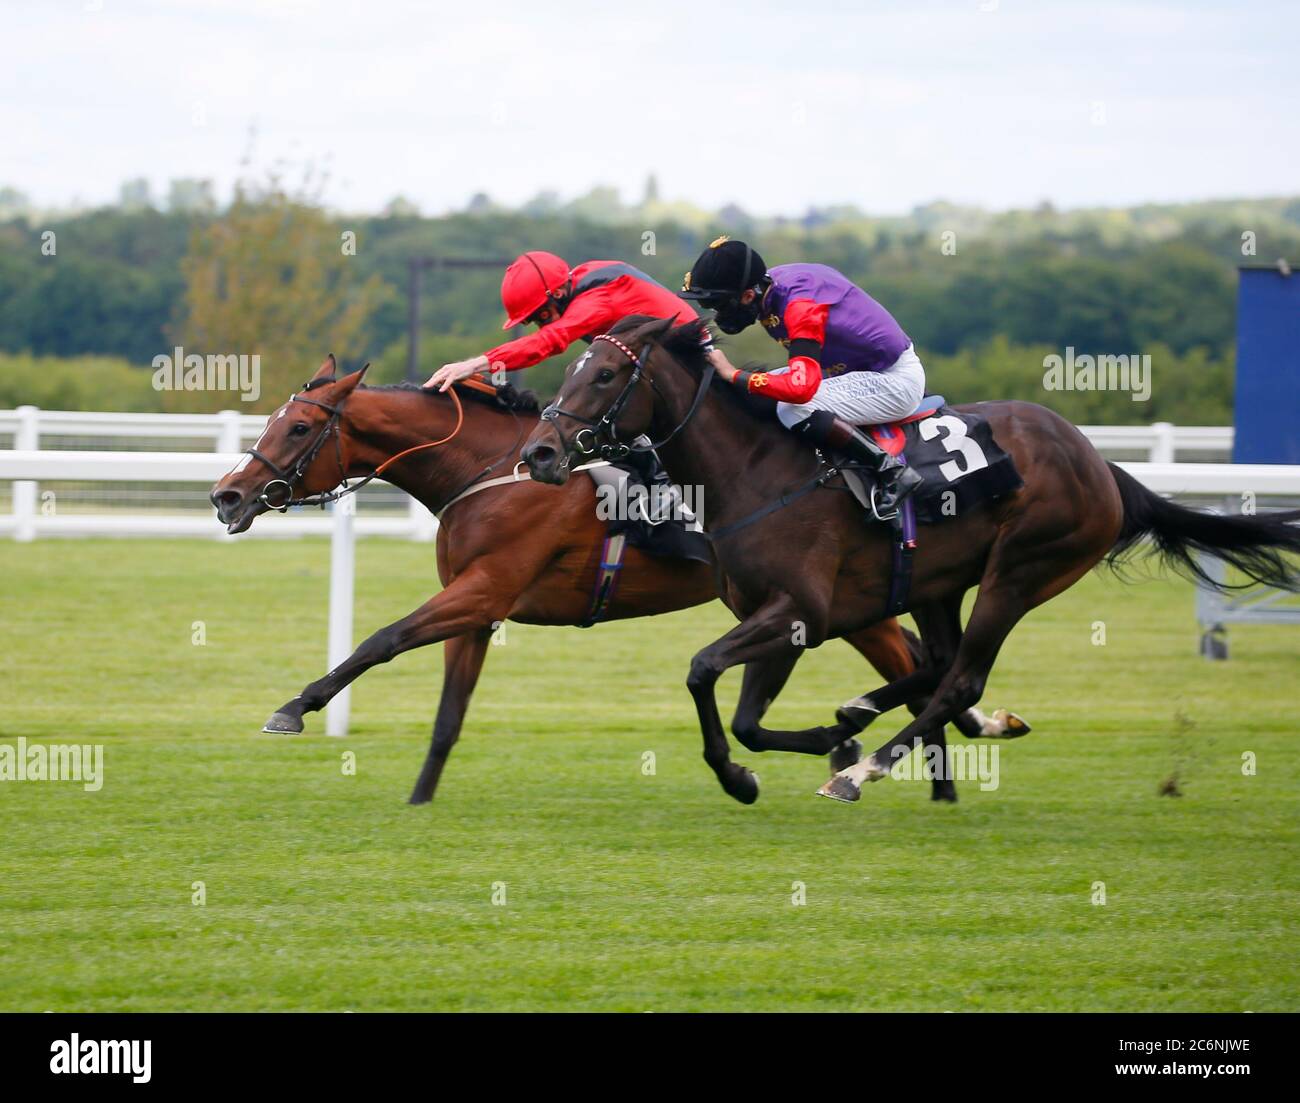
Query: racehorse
520 315 1300 803
209 355 1023 805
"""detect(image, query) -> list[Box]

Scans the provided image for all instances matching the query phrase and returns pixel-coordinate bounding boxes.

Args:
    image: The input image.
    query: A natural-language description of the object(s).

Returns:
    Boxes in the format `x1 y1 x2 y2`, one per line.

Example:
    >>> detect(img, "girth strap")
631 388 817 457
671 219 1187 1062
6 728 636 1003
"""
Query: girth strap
579 532 628 627
885 494 918 617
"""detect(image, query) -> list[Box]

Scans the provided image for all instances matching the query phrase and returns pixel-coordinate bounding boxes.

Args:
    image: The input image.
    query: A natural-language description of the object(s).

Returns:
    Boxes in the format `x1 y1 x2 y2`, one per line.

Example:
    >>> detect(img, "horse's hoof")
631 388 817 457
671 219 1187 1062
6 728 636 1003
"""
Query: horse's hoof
407 794 432 806
931 787 958 803
835 696 880 733
727 768 760 805
262 711 304 734
994 708 1031 738
817 774 861 803
829 738 863 774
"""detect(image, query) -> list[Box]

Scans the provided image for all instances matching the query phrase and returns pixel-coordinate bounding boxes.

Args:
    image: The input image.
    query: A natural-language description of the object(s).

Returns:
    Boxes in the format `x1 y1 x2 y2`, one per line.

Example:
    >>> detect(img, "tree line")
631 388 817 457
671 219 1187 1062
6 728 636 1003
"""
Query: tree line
1 187 1296 423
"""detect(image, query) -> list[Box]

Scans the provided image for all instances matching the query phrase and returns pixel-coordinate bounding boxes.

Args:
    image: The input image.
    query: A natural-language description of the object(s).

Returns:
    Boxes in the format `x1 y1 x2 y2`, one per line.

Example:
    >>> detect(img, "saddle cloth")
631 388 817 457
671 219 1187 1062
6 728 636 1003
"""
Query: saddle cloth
852 402 1023 525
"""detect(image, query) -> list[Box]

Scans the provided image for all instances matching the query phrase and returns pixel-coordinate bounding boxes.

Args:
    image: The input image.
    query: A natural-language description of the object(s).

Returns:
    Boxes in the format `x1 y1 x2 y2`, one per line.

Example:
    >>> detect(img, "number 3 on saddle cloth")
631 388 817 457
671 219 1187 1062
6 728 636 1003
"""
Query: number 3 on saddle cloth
841 396 1024 616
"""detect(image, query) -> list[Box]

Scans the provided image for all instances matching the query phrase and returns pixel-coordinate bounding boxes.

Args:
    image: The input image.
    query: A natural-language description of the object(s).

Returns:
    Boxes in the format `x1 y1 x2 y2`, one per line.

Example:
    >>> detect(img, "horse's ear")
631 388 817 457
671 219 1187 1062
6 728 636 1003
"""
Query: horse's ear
333 362 370 398
311 354 337 383
631 315 678 346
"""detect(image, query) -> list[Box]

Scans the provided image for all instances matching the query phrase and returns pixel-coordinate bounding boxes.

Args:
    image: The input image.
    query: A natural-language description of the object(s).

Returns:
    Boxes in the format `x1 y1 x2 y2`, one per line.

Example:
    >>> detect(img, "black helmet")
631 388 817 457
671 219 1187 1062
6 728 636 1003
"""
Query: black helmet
679 236 767 306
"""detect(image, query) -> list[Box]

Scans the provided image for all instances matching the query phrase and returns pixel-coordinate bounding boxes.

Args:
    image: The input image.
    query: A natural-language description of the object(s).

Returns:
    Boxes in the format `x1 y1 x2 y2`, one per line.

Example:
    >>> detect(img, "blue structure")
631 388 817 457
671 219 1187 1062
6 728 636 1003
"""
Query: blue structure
1198 262 1300 659
1233 264 1300 463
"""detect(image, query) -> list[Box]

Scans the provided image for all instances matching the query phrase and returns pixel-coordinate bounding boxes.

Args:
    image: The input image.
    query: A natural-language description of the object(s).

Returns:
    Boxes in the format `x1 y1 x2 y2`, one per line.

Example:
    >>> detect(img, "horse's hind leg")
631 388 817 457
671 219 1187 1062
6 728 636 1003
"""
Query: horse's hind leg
892 622 1030 742
823 522 1113 802
915 704 957 802
844 619 954 800
820 586 1023 802
409 630 491 805
952 705 1032 740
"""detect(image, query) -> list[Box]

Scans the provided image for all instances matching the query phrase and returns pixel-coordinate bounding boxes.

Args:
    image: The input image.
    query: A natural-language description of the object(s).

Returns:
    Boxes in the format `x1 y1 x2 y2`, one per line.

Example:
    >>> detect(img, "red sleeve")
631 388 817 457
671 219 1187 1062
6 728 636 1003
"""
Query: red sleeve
745 356 822 403
741 298 827 403
484 288 618 372
782 299 829 343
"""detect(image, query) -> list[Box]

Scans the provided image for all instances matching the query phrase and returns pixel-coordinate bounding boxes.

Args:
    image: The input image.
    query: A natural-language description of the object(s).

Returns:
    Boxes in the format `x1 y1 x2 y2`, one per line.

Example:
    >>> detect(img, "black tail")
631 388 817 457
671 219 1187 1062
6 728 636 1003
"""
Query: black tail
1106 462 1300 592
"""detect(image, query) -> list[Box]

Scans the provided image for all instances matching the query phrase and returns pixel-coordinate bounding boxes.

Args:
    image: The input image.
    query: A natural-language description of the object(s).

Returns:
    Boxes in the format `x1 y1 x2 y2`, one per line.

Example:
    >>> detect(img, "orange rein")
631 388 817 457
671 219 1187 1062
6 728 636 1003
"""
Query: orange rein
368 378 489 477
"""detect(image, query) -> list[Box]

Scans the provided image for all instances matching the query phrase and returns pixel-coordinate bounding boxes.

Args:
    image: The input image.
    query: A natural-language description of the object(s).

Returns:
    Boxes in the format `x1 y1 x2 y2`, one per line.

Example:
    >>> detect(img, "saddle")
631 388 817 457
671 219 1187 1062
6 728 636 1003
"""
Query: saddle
865 395 946 453
825 395 1023 615
839 395 946 522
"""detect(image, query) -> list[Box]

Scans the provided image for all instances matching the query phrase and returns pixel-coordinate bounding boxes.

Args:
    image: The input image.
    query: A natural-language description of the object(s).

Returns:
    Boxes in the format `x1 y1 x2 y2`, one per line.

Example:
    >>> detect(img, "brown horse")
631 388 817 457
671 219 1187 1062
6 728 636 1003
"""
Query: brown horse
209 355 1020 805
520 316 1300 804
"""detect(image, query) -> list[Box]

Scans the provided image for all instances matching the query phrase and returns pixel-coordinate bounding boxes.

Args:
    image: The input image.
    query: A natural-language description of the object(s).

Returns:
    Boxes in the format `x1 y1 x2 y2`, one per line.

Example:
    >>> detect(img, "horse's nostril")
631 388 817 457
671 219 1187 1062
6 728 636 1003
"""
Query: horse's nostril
212 488 243 511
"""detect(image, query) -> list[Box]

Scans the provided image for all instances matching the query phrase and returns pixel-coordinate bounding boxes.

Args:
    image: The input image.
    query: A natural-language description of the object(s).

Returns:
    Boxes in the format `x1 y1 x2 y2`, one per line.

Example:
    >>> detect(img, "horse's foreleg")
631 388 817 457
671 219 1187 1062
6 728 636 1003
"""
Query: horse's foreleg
731 649 855 761
727 616 960 764
408 629 491 805
263 570 508 734
688 595 818 804
728 667 866 758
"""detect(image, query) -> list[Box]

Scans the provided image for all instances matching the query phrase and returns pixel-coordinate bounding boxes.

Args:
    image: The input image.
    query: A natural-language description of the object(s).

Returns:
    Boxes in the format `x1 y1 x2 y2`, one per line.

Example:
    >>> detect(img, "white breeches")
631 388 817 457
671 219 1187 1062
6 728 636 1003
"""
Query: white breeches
776 345 927 429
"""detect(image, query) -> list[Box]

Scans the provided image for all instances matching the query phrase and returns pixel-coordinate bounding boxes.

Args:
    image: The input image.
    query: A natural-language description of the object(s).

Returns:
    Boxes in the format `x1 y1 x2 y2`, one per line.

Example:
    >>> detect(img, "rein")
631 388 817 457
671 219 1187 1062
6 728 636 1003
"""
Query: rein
538 330 845 542
706 463 844 541
539 333 715 462
242 384 467 512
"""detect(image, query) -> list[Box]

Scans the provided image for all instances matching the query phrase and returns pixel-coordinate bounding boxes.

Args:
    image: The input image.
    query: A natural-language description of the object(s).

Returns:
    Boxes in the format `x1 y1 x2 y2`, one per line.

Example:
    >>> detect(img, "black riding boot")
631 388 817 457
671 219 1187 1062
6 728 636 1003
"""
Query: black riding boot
800 412 923 514
623 434 666 487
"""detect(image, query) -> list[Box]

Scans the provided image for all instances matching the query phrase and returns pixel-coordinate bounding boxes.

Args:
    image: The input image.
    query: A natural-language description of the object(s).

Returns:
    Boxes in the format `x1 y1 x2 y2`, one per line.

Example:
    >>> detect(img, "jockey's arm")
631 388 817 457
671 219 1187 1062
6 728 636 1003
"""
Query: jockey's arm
728 299 828 404
705 345 741 382
484 288 619 373
424 288 619 391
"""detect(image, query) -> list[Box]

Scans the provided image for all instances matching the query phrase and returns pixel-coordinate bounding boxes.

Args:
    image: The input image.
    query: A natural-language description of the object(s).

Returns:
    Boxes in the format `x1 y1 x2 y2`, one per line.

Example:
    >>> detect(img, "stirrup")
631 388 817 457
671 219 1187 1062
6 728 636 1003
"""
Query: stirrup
869 480 900 523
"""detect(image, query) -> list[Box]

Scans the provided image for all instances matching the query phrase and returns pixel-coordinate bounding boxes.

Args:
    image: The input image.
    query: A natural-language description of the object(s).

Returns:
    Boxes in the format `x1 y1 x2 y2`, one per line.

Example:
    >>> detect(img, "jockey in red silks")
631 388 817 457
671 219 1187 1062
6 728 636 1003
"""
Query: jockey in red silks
424 251 699 391
680 237 925 511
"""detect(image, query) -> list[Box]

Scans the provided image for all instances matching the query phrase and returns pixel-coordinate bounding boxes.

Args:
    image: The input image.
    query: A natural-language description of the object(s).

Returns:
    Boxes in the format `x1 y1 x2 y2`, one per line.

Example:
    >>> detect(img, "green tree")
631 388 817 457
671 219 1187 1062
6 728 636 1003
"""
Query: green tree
172 174 389 411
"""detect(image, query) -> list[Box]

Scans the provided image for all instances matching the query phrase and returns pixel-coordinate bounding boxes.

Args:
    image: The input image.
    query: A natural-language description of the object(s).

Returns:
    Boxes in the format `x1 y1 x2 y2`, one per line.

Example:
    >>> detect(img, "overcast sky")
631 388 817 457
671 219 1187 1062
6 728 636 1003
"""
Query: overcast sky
3 0 1297 215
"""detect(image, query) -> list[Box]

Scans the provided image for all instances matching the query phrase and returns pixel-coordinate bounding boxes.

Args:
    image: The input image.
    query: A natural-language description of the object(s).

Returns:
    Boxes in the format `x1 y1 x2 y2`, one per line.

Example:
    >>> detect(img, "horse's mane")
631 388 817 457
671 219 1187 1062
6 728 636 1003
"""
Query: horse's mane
607 314 780 425
362 379 541 414
607 314 712 372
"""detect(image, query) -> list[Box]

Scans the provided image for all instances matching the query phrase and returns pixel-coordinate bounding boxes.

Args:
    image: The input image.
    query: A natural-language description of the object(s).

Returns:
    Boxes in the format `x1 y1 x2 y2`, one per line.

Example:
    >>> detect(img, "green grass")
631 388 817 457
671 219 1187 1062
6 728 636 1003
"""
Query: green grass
0 538 1296 1011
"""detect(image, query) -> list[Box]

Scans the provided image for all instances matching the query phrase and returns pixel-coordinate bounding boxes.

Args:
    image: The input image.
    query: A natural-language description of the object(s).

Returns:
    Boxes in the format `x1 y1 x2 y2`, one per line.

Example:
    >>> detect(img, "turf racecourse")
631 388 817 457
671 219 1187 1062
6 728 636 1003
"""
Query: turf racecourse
0 537 1296 1012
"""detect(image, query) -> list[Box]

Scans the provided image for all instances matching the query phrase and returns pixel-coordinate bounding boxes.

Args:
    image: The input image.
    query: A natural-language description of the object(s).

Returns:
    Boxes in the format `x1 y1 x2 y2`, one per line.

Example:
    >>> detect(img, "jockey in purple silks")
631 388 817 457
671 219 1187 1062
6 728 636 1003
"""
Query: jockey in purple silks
680 237 925 511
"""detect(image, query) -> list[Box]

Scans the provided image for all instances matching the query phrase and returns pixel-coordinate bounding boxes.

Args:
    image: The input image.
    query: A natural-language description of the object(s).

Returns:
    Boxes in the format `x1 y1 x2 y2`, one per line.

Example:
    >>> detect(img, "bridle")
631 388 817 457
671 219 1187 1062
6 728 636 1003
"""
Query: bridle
539 333 715 462
240 383 466 512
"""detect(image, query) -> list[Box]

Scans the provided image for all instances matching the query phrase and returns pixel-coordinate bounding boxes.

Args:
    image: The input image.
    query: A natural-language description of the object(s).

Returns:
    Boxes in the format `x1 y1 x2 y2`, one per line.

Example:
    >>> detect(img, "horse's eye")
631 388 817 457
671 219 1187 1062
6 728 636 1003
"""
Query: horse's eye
291 422 310 436
596 369 615 383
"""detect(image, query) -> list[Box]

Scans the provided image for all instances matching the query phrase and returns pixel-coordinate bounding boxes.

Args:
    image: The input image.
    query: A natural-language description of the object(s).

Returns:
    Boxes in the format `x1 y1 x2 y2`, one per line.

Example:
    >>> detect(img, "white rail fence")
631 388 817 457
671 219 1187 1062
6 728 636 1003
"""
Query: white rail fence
0 407 1237 542
0 405 436 543
1 412 1294 733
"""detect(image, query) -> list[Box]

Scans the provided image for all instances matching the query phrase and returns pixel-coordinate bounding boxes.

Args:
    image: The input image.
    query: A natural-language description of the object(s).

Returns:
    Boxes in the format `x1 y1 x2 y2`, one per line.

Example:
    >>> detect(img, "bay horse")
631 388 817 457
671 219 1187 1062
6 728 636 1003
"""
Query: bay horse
208 355 1020 805
520 315 1300 803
